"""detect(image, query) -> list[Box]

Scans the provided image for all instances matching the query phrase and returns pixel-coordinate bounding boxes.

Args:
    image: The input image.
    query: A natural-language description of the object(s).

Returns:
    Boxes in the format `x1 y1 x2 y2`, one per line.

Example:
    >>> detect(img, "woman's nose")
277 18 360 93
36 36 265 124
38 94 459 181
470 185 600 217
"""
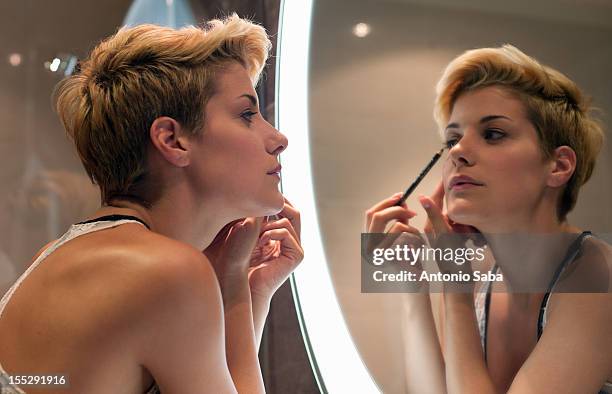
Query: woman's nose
268 126 288 156
448 133 475 167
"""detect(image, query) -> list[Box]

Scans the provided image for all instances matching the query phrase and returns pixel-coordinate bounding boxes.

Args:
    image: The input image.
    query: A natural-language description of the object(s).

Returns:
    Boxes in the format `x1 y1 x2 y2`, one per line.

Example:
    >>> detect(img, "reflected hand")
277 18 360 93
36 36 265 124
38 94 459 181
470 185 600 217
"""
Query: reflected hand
418 181 481 276
364 192 426 275
248 198 304 301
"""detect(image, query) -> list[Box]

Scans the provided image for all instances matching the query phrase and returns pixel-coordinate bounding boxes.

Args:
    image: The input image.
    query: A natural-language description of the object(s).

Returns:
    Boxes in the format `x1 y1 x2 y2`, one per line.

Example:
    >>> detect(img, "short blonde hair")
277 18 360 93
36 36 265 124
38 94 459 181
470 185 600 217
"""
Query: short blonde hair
54 14 271 206
434 45 605 221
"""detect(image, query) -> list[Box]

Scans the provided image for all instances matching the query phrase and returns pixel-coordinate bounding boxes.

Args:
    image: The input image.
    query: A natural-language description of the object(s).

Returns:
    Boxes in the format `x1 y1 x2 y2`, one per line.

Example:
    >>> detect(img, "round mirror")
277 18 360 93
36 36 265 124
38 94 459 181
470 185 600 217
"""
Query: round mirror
279 1 612 392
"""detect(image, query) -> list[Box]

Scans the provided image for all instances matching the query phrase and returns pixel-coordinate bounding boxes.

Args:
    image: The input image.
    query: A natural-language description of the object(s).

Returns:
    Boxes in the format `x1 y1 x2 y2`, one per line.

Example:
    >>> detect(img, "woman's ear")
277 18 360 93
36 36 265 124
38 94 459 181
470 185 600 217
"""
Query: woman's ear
547 146 576 188
149 117 191 167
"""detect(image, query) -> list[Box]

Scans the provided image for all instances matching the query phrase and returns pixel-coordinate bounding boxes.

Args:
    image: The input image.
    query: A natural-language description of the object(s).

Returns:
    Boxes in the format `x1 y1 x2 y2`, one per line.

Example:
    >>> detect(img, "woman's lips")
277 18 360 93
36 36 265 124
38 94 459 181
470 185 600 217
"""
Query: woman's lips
448 175 484 191
450 182 482 191
267 164 282 177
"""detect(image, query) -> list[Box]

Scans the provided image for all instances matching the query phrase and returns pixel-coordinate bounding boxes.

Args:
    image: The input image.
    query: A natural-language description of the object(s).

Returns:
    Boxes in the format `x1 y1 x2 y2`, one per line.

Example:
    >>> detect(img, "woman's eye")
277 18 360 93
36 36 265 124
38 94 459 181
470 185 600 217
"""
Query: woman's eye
484 128 505 141
241 110 258 123
445 137 459 149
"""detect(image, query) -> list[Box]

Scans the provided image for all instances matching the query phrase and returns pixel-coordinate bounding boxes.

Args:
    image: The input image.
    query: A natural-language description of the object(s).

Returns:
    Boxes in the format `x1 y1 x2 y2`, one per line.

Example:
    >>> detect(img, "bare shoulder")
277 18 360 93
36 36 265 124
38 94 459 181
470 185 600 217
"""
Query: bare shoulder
0 226 232 393
547 293 612 331
31 227 225 348
547 235 612 342
511 292 612 393
129 230 218 288
511 236 612 393
100 229 223 324
557 235 612 293
98 230 234 392
532 238 612 390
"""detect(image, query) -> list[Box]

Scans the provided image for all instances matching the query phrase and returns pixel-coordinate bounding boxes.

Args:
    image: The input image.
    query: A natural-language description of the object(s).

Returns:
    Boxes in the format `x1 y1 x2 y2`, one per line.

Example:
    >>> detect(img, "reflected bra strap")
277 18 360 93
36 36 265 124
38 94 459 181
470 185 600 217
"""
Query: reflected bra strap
482 265 497 362
536 231 592 339
484 231 592 351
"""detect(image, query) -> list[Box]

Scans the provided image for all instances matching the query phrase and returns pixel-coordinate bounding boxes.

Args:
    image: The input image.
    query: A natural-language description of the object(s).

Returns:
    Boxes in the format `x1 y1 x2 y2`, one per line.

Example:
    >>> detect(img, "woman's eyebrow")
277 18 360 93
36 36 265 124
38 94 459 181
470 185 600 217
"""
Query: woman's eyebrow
480 114 511 123
237 93 258 106
445 115 512 131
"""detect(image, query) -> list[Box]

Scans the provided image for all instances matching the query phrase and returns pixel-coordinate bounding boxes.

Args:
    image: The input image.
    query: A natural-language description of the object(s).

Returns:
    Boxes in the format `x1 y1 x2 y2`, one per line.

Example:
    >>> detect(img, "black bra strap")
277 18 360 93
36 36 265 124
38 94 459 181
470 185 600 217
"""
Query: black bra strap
77 214 150 230
536 231 592 339
484 231 592 351
482 264 499 363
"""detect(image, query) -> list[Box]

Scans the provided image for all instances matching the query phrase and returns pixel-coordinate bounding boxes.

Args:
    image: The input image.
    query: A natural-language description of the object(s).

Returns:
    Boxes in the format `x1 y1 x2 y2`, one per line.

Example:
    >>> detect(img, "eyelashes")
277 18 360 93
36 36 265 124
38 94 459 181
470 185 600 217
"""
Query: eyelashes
444 139 458 149
444 129 506 148
240 110 258 123
483 128 506 141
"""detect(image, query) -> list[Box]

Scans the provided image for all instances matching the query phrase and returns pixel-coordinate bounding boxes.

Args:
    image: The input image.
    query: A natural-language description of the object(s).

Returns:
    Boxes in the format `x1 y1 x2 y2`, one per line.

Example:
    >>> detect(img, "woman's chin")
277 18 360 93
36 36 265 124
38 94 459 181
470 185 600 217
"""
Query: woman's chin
235 192 284 218
260 191 285 216
447 205 482 227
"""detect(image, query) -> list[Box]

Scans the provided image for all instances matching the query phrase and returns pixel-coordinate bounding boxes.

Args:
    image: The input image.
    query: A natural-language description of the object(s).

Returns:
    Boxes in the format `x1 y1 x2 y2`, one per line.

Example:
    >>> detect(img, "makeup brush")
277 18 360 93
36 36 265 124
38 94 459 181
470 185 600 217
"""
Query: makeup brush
394 147 446 206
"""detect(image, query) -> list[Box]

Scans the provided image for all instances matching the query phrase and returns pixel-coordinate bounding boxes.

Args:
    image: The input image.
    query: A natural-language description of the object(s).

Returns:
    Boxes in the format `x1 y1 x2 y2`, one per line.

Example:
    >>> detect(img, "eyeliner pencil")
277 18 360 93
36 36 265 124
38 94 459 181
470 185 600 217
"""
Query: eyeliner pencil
394 147 446 206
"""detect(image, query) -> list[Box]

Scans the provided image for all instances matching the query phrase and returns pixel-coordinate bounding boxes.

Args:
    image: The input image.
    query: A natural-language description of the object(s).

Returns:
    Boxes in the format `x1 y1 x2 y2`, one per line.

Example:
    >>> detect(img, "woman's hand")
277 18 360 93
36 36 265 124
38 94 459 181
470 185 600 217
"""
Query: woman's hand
418 181 482 278
248 198 304 301
364 192 425 275
204 217 263 304
365 192 418 234
419 181 476 240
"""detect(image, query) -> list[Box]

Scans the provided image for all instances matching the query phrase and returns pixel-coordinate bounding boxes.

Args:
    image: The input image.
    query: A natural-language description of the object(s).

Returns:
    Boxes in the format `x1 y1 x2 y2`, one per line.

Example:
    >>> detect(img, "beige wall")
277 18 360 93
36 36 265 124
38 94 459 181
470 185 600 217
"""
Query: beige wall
309 0 612 392
0 1 132 293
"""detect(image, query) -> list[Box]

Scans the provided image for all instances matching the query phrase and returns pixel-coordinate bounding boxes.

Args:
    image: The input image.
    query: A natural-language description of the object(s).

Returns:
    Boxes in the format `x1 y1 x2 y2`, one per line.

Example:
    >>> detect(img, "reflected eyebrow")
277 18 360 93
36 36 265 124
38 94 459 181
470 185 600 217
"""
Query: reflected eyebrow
238 94 258 106
445 115 512 131
480 115 511 123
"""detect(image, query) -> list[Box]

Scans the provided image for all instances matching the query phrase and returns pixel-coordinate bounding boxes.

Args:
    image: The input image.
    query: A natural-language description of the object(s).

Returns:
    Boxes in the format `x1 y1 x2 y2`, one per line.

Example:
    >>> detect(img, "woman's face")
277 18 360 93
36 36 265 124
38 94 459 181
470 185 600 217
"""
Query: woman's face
442 86 552 232
190 62 287 217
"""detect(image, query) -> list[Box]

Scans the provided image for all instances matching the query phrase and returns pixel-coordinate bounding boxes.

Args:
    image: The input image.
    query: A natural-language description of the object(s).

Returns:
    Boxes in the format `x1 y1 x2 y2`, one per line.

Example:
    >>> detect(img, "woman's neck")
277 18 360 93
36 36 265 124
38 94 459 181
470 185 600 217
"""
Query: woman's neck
92 186 236 251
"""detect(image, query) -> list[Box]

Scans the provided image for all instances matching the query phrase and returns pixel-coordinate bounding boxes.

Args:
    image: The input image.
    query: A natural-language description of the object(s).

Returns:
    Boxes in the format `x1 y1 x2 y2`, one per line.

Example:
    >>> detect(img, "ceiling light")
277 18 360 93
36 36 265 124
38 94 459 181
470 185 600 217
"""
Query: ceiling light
8 53 22 67
352 22 371 38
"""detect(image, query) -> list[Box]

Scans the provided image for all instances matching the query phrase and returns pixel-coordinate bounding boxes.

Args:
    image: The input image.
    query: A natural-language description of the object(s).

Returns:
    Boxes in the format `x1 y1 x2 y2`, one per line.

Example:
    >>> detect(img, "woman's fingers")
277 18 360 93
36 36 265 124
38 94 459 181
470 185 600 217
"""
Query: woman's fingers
365 193 413 230
367 206 417 233
388 221 421 237
207 219 243 250
419 182 449 237
261 217 299 244
213 217 263 268
276 200 301 241
230 217 262 246
373 222 426 258
431 180 445 209
418 195 451 238
258 228 304 264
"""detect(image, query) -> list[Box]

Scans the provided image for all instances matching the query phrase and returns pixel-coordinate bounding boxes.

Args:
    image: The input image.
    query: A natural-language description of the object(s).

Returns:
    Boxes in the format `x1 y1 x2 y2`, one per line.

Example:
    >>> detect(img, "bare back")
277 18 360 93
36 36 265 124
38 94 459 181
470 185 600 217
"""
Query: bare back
0 218 233 394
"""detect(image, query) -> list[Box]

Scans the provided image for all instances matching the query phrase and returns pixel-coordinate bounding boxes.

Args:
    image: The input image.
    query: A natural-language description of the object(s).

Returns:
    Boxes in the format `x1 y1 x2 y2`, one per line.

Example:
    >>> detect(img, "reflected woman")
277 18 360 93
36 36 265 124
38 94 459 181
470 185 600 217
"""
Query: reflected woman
365 45 611 393
0 15 303 394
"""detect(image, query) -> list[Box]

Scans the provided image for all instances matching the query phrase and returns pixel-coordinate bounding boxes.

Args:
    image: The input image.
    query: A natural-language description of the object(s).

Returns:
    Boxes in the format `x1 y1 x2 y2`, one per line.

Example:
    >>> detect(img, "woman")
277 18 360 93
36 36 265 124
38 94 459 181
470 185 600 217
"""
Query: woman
0 15 303 394
366 45 611 393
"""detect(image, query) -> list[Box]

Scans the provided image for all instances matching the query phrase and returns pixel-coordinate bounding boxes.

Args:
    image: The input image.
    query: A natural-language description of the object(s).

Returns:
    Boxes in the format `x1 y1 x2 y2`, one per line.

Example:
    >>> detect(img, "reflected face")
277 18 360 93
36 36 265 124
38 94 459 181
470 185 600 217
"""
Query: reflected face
190 62 288 217
442 86 551 231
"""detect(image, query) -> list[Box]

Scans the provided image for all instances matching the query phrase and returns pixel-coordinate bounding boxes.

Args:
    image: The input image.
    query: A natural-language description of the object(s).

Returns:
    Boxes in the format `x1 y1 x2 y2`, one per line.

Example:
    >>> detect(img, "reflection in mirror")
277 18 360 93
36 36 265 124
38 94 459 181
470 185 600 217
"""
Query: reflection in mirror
295 0 612 392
